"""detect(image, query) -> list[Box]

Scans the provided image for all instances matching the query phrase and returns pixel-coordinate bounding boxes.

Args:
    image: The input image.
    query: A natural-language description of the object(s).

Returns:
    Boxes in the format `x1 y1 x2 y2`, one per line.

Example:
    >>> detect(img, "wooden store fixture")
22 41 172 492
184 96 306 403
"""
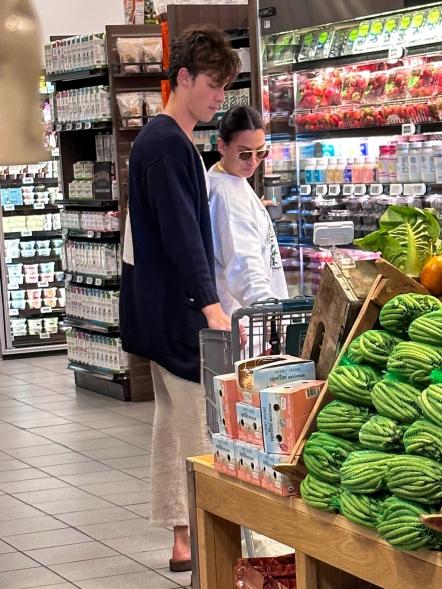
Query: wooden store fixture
187 455 441 589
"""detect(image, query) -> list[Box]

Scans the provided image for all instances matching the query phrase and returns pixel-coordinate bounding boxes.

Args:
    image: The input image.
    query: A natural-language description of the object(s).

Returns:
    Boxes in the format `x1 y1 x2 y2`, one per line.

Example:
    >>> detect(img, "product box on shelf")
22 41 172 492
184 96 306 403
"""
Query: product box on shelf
234 440 261 487
260 380 324 455
93 162 113 200
235 355 316 407
236 402 263 447
214 373 239 439
213 433 236 478
258 450 298 497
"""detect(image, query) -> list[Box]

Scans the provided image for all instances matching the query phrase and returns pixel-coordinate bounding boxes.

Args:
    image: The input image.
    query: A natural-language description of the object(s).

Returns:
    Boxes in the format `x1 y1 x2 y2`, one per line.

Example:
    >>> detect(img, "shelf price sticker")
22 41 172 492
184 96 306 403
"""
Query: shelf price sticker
55 124 62 132
21 230 32 237
39 333 50 339
76 275 84 283
369 184 384 196
23 177 34 185
203 143 212 152
41 307 52 314
8 284 19 290
38 281 49 288
342 184 354 196
413 183 426 196
84 122 92 130
33 203 45 210
75 122 83 130
66 123 73 131
87 231 95 238
65 273 72 282
328 184 341 196
315 184 328 197
5 257 12 264
299 185 312 195
4 204 15 211
86 276 94 285
390 183 404 196
354 184 367 196
388 46 404 61
402 123 416 136
403 184 414 196
95 278 103 286
9 309 19 316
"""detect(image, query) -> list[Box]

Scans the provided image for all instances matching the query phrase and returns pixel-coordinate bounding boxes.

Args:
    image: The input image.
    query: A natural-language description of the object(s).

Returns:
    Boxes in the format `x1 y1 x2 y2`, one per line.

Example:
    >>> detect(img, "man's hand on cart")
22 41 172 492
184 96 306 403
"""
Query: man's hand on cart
203 303 232 331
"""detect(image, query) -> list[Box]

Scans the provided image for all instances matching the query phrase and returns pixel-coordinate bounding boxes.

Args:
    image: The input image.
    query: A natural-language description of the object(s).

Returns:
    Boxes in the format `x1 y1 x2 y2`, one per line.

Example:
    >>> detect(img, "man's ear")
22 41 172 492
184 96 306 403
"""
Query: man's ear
177 67 193 88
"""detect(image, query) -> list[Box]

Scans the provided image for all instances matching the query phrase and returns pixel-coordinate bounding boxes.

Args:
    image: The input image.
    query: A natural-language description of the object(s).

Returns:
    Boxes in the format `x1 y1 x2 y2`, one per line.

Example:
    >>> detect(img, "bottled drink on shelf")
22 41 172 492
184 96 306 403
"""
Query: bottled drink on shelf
326 157 337 183
378 145 391 183
396 143 410 183
344 158 353 183
388 144 397 183
421 141 436 183
408 142 422 182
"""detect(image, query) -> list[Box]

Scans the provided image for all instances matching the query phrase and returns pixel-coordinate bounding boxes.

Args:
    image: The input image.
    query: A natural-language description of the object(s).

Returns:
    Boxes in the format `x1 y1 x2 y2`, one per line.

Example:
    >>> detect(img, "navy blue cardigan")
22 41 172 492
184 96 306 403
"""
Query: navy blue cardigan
120 115 219 383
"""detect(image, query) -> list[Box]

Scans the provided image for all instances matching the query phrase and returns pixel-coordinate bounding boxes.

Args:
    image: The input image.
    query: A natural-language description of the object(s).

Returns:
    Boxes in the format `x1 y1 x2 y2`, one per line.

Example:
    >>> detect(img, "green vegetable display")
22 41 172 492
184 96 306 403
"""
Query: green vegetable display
347 330 403 367
419 383 442 427
317 400 371 440
328 365 381 407
371 377 421 424
379 293 442 336
303 432 359 484
386 455 442 505
340 451 392 494
377 496 442 551
339 490 385 529
403 419 442 462
300 473 340 512
359 415 405 452
354 205 441 277
387 341 442 387
409 310 442 347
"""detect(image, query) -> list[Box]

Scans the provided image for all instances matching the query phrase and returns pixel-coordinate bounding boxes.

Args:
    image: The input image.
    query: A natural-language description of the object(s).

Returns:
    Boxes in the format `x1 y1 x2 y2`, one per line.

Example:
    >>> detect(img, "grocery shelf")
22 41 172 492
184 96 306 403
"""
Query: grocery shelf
296 121 442 141
8 281 65 290
2 205 62 216
5 255 62 265
53 120 112 132
230 74 252 87
0 178 59 188
68 361 129 380
65 272 120 287
64 316 119 334
10 332 66 349
59 199 118 210
113 70 168 78
46 67 108 83
9 307 66 319
5 230 62 240
64 229 120 240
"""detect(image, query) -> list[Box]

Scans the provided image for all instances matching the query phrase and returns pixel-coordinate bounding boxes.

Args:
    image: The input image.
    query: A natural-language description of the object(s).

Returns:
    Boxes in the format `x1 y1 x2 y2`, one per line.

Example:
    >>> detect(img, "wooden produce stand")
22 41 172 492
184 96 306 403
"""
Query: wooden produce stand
187 456 441 589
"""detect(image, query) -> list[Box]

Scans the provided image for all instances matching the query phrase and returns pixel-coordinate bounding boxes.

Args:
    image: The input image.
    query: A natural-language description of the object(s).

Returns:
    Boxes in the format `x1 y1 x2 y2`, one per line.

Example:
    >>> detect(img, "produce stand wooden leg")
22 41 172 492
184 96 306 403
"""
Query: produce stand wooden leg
296 551 318 589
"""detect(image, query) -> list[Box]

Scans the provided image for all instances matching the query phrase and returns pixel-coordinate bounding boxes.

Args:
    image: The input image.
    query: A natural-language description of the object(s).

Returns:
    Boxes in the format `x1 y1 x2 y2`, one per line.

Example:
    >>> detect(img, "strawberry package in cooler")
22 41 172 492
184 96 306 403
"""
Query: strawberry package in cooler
363 71 387 103
408 63 436 98
235 554 296 589
431 61 442 95
340 68 370 104
297 71 342 110
384 67 408 101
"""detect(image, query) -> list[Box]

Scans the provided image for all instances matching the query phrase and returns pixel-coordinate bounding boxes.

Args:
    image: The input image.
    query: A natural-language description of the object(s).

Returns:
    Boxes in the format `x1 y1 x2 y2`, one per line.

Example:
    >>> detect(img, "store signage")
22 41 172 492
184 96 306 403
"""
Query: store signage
370 184 383 196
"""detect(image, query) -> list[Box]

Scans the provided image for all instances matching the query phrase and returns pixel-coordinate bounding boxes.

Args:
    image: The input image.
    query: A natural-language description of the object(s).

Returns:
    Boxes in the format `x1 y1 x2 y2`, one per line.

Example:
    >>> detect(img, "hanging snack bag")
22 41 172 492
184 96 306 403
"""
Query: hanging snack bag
140 37 163 72
144 92 163 116
117 92 144 127
116 37 143 73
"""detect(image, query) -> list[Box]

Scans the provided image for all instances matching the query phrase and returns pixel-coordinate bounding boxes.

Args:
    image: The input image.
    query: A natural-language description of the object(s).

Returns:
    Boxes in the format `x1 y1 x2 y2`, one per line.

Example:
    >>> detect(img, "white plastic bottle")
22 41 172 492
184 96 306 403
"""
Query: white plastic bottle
408 143 422 182
396 143 410 183
421 141 436 183
433 143 442 183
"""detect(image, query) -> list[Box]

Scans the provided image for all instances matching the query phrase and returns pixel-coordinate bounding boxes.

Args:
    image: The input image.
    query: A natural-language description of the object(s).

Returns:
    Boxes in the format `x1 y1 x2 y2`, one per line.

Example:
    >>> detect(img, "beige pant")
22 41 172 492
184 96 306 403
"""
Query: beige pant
150 361 212 528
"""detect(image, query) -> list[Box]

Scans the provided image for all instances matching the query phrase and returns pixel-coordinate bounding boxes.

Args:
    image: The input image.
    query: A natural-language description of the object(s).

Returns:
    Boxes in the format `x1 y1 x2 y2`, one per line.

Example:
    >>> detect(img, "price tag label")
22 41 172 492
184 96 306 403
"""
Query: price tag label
41 306 52 314
388 46 404 60
87 231 95 238
402 123 416 136
390 183 404 196
86 276 94 285
95 278 103 286
75 122 83 130
39 332 50 339
354 184 367 196
84 121 92 130
66 123 73 131
38 281 49 288
370 184 384 196
55 124 62 132
52 147 60 157
413 183 426 196
8 284 19 290
299 185 312 195
203 143 212 152
9 309 19 316
23 177 34 185
33 203 45 210
65 273 72 281
21 230 32 237
5 257 12 264
4 204 15 211
315 184 328 197
328 184 341 196
342 184 354 196
76 275 84 283
403 184 414 196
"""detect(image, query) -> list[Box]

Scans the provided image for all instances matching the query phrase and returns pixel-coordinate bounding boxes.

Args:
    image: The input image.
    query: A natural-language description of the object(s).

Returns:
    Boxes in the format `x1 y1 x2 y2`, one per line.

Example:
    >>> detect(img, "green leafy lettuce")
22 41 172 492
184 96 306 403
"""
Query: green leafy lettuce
354 205 441 277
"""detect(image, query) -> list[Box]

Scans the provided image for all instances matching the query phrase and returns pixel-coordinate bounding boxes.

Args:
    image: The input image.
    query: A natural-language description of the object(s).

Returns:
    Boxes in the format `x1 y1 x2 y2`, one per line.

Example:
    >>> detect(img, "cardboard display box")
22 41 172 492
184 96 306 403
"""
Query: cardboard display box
214 373 239 439
236 402 263 447
234 440 261 487
213 433 236 478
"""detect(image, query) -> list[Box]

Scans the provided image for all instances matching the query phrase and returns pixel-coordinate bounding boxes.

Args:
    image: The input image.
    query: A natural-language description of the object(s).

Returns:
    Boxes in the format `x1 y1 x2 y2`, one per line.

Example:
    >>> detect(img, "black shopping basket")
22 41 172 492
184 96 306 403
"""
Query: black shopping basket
200 296 314 437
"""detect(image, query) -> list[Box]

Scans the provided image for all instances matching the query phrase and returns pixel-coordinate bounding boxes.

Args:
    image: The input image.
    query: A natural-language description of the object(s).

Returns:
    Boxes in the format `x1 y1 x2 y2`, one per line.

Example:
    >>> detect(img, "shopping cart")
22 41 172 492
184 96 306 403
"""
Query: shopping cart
199 297 314 558
200 296 314 439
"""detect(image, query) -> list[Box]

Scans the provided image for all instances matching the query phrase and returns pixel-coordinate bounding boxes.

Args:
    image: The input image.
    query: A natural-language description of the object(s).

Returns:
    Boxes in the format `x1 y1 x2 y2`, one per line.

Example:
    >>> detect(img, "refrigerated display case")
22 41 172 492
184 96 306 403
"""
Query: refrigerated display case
257 1 442 295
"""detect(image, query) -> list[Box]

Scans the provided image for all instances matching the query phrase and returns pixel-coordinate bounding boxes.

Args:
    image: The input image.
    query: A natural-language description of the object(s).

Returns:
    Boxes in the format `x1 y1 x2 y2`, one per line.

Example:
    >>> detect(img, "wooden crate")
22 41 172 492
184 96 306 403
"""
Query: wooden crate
276 258 429 478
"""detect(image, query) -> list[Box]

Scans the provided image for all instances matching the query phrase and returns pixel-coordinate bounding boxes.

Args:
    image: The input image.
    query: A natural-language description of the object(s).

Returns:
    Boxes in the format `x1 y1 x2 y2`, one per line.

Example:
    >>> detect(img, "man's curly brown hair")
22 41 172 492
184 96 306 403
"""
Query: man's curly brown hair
169 25 241 91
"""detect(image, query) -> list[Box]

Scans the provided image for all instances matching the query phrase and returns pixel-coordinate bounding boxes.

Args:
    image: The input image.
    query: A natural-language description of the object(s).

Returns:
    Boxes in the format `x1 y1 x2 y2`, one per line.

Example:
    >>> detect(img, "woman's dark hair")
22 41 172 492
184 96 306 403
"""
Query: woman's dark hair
169 25 241 91
218 106 266 144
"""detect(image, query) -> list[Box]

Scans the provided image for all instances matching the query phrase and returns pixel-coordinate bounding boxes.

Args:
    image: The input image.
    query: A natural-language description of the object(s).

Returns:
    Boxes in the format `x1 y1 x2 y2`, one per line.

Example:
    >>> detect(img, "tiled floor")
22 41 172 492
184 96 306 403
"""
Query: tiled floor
0 354 191 588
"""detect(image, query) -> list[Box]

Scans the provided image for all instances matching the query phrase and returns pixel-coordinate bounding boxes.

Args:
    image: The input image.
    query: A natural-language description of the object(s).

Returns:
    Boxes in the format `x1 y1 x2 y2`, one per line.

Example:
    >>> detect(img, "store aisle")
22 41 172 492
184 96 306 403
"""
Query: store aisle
0 355 191 589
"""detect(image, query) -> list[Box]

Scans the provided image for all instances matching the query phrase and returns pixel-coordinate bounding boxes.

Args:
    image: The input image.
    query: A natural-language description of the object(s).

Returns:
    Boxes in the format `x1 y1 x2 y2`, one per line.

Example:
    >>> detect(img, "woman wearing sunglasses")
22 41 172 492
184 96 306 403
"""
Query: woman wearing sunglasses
208 106 288 323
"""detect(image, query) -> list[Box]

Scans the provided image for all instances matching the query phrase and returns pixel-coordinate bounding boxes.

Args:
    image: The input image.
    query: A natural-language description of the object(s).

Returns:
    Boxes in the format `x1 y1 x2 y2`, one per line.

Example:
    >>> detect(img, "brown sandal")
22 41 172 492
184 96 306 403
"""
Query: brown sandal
169 558 192 572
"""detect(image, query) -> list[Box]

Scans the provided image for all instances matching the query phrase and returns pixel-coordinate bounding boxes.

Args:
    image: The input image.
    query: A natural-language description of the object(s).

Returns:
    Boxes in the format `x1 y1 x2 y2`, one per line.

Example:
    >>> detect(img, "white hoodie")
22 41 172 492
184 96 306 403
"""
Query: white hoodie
208 165 288 318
